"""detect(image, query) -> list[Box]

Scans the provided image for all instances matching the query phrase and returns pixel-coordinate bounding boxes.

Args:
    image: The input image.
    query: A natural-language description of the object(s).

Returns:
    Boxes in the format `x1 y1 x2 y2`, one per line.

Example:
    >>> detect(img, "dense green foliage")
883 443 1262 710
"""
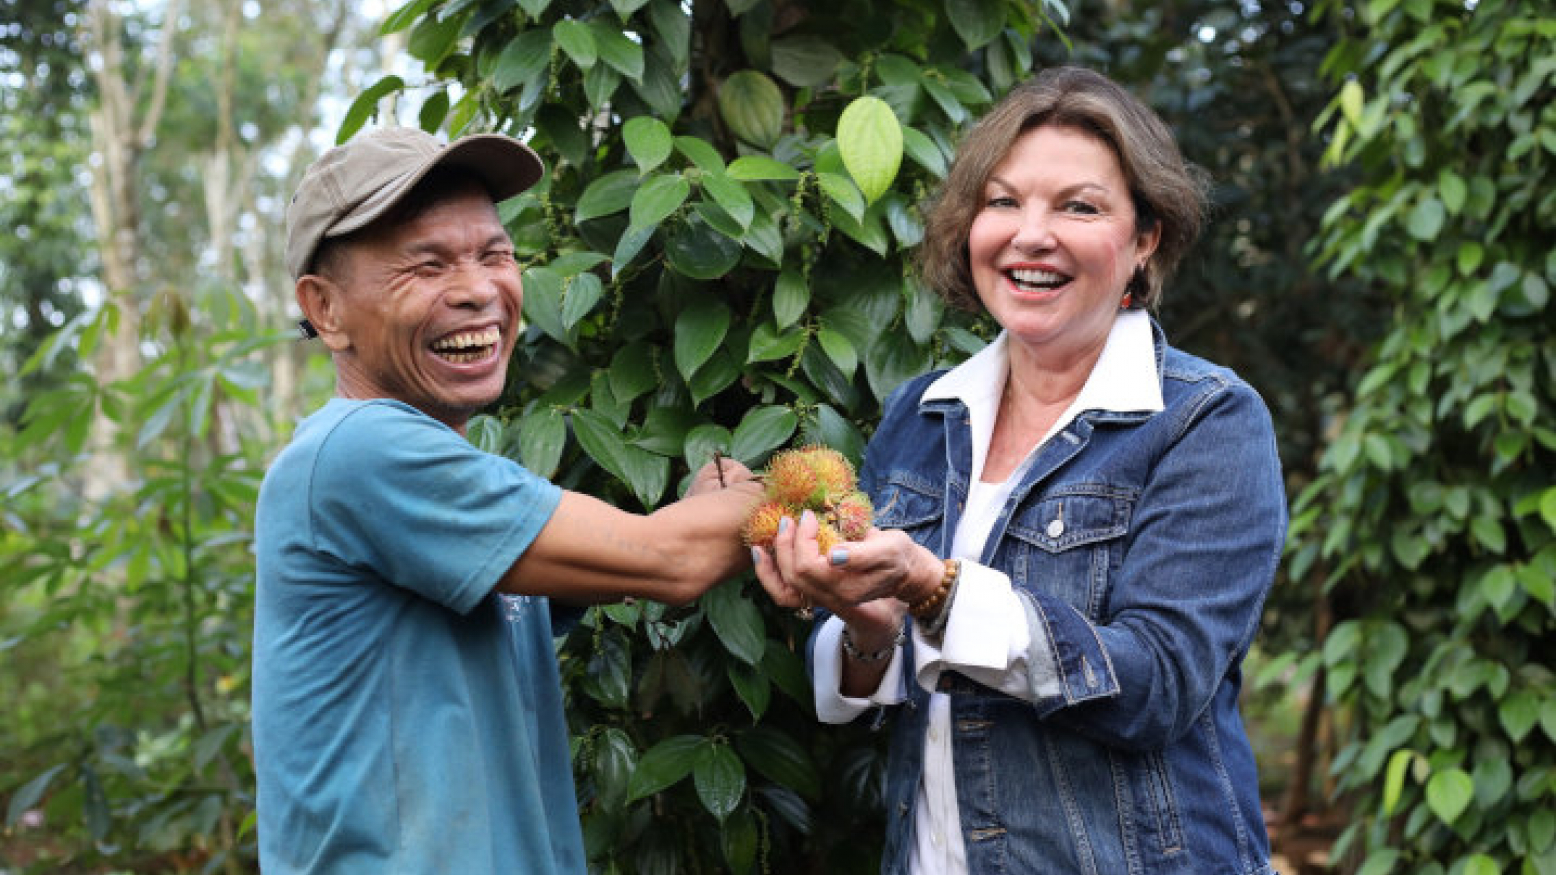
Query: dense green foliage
1288 1 1556 873
354 0 1067 869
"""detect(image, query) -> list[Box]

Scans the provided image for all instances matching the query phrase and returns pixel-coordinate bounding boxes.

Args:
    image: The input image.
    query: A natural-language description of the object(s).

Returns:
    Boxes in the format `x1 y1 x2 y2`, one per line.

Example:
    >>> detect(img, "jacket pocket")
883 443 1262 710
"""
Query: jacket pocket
1003 486 1133 620
872 471 944 550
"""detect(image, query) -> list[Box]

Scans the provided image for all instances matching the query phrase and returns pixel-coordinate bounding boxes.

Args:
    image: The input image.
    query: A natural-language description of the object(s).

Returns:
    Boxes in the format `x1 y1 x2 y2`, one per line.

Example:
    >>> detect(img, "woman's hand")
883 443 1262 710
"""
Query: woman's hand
749 508 939 637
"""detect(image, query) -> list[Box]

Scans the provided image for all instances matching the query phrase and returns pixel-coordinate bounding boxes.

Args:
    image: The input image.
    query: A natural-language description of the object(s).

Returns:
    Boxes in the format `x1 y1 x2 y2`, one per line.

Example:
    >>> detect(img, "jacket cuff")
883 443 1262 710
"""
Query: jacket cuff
1018 591 1121 715
812 615 907 723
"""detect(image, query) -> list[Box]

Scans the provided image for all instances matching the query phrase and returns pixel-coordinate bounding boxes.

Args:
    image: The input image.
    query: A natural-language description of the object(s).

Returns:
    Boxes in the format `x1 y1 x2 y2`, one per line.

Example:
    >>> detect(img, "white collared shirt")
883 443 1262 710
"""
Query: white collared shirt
812 310 1164 874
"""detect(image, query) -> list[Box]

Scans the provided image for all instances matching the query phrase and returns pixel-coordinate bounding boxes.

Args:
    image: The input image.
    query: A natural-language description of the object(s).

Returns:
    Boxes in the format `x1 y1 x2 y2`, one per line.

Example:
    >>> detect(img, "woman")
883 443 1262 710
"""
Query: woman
752 66 1286 875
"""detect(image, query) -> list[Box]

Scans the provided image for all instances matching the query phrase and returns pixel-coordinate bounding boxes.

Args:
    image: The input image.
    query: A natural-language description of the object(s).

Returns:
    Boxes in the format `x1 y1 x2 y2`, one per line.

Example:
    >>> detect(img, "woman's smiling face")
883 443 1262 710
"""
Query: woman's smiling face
324 180 523 432
967 123 1159 363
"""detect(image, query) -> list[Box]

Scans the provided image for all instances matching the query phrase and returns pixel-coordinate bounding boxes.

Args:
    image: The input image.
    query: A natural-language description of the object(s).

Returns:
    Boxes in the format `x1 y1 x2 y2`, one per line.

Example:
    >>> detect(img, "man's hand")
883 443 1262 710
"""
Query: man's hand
686 455 755 496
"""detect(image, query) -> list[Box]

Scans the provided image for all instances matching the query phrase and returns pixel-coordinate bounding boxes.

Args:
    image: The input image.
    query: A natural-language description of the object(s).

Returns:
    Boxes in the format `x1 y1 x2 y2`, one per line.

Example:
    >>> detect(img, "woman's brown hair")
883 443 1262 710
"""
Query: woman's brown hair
918 66 1210 312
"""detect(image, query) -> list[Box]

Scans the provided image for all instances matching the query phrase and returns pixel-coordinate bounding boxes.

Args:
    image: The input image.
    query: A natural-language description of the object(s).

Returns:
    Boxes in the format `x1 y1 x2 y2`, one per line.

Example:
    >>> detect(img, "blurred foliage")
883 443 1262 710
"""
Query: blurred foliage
1288 1 1556 873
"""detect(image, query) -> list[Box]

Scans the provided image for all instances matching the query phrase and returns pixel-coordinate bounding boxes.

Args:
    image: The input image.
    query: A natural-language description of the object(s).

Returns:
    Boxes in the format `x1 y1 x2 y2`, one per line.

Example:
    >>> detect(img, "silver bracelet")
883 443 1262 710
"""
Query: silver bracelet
841 623 906 662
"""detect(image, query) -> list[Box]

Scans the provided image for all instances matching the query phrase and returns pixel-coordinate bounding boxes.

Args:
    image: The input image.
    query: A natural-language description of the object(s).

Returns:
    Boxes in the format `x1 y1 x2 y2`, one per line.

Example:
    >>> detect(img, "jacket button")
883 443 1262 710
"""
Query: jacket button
1047 518 1065 538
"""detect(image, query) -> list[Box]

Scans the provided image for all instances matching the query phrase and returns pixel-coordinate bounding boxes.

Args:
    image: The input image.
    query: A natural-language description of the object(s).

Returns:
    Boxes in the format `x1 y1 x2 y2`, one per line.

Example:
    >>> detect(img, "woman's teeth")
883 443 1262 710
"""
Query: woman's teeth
1008 268 1067 290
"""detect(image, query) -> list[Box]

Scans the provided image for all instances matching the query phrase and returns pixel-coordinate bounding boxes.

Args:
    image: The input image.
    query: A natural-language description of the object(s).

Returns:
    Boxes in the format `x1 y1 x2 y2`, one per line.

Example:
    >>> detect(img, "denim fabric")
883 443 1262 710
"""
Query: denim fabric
855 323 1285 875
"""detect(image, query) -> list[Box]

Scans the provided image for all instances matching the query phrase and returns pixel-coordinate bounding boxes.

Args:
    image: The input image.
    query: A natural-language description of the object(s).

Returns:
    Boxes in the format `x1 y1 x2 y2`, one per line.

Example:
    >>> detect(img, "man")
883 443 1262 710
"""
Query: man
253 126 763 874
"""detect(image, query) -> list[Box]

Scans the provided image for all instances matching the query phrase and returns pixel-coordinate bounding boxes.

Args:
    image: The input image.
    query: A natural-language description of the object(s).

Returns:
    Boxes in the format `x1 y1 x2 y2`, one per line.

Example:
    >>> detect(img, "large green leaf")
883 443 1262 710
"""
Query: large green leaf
665 216 743 279
735 725 821 799
703 579 766 665
727 155 801 181
701 173 754 229
729 405 798 464
491 29 552 92
626 735 703 802
946 0 1005 48
837 96 904 205
589 20 645 81
560 272 606 328
718 70 784 148
772 270 809 328
517 407 566 478
571 408 669 508
1425 767 1474 824
630 173 692 229
575 169 641 223
673 299 732 380
552 19 597 69
520 265 570 345
693 742 745 820
624 116 674 174
770 35 843 87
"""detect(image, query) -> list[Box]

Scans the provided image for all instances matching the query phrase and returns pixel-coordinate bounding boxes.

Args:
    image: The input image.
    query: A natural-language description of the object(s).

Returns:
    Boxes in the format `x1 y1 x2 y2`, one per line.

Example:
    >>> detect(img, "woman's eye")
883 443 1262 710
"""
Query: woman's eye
1063 200 1100 215
985 195 1018 208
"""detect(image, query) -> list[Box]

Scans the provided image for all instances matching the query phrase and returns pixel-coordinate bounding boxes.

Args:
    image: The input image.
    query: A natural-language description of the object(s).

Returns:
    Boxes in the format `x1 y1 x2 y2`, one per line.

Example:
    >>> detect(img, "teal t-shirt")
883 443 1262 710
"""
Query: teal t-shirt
253 398 582 874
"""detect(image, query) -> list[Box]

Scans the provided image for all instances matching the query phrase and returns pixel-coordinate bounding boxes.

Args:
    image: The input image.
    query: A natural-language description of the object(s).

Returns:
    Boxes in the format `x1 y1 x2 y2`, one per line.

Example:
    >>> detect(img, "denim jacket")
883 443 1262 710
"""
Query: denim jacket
848 321 1285 875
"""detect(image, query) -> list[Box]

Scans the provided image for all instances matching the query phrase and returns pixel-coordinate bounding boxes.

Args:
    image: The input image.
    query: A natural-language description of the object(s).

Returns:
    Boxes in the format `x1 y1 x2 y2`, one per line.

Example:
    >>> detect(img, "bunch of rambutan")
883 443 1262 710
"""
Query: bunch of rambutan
743 445 874 555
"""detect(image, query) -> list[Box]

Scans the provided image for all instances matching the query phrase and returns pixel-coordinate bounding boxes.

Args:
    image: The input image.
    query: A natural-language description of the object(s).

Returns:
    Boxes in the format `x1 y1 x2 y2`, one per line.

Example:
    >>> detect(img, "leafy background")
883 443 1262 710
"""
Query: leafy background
0 0 1551 873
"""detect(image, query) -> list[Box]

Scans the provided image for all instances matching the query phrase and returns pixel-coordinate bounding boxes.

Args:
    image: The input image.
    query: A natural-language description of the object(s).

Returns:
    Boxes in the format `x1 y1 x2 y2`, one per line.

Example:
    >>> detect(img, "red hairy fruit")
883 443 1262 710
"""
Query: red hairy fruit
742 501 791 549
831 492 874 541
745 445 873 556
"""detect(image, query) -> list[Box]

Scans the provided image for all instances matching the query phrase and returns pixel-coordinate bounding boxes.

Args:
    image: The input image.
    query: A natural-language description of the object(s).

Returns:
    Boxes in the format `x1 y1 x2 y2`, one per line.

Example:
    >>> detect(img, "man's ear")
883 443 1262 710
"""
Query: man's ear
296 275 351 352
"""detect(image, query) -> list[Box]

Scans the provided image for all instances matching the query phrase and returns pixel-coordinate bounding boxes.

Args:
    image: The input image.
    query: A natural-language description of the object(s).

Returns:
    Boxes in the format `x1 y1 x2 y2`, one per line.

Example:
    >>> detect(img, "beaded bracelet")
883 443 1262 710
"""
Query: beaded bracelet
908 559 961 621
841 623 906 662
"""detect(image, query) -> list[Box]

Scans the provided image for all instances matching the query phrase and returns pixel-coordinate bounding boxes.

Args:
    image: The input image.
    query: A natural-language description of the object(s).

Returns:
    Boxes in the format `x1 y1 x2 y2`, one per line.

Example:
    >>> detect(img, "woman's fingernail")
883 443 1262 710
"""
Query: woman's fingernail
751 547 763 565
830 548 849 566
801 509 815 526
778 517 791 534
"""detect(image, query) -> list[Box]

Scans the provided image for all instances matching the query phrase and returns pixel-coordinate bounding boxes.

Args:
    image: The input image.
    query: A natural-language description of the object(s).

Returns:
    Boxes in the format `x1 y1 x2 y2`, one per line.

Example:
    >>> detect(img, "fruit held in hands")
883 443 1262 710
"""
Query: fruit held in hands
743 445 874 554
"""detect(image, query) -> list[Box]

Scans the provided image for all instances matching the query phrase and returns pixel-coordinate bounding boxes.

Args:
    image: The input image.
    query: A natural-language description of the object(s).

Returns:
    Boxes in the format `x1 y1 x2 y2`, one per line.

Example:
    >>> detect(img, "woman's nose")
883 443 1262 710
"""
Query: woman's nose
1010 208 1056 252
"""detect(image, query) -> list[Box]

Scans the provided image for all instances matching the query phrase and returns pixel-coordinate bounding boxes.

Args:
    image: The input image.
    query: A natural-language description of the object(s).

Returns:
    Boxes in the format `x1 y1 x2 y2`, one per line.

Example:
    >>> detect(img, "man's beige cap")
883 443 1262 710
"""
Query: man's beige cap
284 126 544 281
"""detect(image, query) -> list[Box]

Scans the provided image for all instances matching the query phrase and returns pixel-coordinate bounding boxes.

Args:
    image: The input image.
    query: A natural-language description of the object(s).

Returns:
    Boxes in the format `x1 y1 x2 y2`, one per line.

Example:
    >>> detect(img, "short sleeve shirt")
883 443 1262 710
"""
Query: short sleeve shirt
252 398 581 874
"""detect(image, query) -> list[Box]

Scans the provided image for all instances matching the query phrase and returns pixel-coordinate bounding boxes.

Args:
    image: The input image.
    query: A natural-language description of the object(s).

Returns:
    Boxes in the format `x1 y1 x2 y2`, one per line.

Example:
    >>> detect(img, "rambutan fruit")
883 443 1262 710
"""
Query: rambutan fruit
815 520 843 556
763 448 824 507
742 501 791 549
802 445 856 500
833 491 874 541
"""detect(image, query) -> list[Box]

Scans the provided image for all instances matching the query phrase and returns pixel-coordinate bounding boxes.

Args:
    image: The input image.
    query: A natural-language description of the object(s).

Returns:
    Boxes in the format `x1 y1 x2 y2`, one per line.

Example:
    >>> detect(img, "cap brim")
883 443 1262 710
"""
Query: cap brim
324 134 545 240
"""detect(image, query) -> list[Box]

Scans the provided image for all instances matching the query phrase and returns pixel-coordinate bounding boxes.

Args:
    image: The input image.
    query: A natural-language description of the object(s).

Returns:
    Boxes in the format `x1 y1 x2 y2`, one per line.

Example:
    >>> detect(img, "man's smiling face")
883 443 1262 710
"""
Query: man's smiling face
322 178 522 433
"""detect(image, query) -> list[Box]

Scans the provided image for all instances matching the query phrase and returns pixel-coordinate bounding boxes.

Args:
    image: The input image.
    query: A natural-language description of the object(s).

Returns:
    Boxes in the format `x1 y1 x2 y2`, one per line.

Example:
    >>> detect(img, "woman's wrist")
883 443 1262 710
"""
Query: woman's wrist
897 547 946 606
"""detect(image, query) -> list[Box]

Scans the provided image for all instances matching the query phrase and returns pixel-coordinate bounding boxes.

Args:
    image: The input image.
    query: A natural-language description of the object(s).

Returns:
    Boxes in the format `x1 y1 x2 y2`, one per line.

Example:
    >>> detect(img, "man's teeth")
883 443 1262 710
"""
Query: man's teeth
1008 268 1067 288
432 327 501 362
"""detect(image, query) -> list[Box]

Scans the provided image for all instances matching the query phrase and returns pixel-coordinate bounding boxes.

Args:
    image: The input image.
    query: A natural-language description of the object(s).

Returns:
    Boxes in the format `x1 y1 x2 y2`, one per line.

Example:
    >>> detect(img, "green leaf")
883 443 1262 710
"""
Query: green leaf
1425 767 1474 824
649 0 691 67
1339 79 1365 127
7 764 66 826
559 274 606 332
770 35 842 87
816 326 858 378
866 331 932 400
773 270 809 328
491 29 552 93
518 408 566 478
589 20 644 81
718 70 785 148
1500 691 1540 742
703 579 767 665
572 408 669 507
1406 196 1445 240
805 404 866 465
1438 169 1467 213
611 224 656 278
407 13 464 64
747 323 805 363
675 135 726 172
381 0 437 34
735 725 821 799
901 127 947 178
666 216 742 279
1356 850 1400 875
693 743 746 820
946 0 1005 49
630 173 692 229
837 96 904 205
626 735 703 801
624 116 673 174
730 406 798 463
575 169 641 223
701 173 754 229
521 266 570 345
727 155 801 182
674 300 732 380
1460 855 1499 875
593 728 637 809
684 423 732 470
583 62 621 109
1382 749 1414 814
609 342 659 402
688 348 740 406
611 0 650 18
727 661 771 721
552 19 597 68
817 172 866 223
339 75 405 142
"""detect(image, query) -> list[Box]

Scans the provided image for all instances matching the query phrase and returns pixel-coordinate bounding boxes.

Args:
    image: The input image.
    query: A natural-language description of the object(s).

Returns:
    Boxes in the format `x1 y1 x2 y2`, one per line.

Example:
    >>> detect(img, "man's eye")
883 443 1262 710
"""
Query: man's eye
413 261 444 276
483 250 516 265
